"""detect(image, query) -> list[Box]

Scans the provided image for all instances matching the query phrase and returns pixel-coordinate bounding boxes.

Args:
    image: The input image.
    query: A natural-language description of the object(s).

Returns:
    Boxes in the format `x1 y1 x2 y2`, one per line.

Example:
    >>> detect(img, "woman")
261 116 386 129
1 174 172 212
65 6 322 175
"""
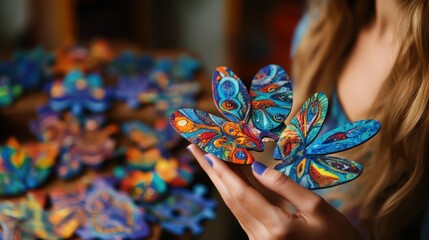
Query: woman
188 0 429 239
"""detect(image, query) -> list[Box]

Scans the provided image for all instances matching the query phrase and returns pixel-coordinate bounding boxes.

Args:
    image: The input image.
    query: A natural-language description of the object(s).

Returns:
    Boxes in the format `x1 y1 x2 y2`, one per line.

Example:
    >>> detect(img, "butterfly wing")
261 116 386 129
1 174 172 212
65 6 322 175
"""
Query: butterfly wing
275 155 362 189
249 64 293 138
291 92 328 144
23 142 57 189
0 146 30 195
306 120 381 155
84 88 109 113
273 93 328 163
50 186 87 238
212 66 250 123
170 108 262 164
272 124 304 164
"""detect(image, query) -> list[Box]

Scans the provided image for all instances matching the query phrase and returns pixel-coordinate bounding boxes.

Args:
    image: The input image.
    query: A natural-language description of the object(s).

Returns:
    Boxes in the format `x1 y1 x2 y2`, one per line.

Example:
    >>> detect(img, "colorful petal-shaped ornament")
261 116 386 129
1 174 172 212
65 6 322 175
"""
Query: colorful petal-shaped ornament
56 117 117 179
171 65 293 164
49 70 109 116
0 194 59 239
171 109 261 164
275 155 363 189
77 180 150 239
0 140 57 196
49 185 87 238
273 93 381 189
250 65 293 137
120 170 168 203
306 120 381 155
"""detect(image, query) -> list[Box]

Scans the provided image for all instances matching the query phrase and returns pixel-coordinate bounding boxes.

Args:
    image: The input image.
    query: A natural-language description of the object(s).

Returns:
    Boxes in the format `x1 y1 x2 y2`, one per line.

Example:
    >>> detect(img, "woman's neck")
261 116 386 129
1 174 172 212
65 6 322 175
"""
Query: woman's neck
372 0 401 36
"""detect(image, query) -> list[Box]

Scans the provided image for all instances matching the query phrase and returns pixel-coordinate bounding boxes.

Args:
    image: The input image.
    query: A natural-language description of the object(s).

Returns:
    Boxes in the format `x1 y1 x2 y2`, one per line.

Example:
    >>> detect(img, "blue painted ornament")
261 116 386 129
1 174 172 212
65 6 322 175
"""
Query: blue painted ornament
273 93 381 189
170 65 293 164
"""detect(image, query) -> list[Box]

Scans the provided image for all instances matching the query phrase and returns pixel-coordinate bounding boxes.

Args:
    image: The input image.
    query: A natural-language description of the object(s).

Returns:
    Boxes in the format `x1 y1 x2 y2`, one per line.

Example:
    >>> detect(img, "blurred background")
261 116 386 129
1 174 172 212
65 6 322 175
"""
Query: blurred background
0 0 303 79
0 0 304 239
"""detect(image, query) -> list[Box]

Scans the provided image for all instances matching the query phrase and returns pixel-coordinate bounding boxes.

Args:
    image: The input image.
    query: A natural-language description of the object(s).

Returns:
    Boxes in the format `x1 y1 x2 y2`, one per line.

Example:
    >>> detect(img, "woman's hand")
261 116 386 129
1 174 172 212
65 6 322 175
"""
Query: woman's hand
187 144 361 240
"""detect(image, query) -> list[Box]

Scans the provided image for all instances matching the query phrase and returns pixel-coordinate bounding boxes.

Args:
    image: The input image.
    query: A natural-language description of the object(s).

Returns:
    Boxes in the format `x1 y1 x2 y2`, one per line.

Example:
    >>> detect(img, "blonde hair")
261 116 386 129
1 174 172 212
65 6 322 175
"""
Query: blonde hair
293 1 429 239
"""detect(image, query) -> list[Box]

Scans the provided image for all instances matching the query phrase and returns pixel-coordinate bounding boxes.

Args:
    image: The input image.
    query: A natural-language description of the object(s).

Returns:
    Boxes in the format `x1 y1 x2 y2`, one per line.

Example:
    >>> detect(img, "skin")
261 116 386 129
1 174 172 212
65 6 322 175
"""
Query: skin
187 144 360 239
337 0 400 121
187 0 401 239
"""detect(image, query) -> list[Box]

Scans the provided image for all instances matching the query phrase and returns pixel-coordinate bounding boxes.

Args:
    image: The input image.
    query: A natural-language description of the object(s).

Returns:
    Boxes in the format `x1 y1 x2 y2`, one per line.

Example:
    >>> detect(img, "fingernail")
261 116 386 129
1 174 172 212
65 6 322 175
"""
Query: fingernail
252 161 267 175
204 154 213 167
186 144 193 152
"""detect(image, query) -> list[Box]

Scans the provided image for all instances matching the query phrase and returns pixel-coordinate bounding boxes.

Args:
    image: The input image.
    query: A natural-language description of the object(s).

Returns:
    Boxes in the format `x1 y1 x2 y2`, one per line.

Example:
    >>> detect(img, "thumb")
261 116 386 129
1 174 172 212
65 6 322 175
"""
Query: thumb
251 161 325 213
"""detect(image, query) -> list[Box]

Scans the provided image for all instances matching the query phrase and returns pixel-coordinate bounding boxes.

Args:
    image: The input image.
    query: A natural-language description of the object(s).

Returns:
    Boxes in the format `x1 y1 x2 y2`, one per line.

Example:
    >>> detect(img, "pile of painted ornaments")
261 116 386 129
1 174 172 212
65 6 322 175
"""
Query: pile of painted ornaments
0 41 216 239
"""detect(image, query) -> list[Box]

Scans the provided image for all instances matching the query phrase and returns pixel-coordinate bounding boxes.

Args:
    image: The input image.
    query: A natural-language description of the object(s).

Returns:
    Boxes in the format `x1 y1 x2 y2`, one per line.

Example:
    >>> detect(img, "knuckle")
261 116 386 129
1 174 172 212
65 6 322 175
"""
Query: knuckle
265 209 293 240
222 194 238 210
270 226 288 239
306 195 327 213
231 188 248 205
215 168 225 179
269 172 291 187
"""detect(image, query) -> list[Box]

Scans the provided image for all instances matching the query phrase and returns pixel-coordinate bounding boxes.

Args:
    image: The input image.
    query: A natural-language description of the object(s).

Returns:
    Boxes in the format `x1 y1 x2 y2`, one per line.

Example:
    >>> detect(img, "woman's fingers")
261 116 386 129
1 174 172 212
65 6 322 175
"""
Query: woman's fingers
186 145 267 237
203 153 291 225
251 161 327 215
187 145 361 239
187 145 292 237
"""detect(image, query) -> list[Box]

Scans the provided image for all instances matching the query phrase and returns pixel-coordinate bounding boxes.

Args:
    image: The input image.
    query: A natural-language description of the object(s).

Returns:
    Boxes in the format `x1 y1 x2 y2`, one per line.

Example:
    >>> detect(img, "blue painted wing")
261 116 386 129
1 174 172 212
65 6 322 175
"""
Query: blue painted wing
275 155 363 189
212 67 250 123
291 92 328 144
250 64 293 138
0 143 56 195
273 93 328 163
170 108 262 164
50 71 109 115
273 93 382 189
0 146 31 195
307 120 381 155
84 92 109 112
22 142 57 189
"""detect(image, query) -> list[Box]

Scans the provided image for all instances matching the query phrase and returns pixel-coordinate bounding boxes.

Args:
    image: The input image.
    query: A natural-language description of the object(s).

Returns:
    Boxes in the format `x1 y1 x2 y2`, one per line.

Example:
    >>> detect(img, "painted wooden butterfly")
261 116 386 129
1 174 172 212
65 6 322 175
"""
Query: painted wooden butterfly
117 148 194 203
56 118 117 179
273 93 381 189
0 139 58 195
76 180 150 239
0 193 58 239
170 65 293 164
49 185 87 239
50 70 109 116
